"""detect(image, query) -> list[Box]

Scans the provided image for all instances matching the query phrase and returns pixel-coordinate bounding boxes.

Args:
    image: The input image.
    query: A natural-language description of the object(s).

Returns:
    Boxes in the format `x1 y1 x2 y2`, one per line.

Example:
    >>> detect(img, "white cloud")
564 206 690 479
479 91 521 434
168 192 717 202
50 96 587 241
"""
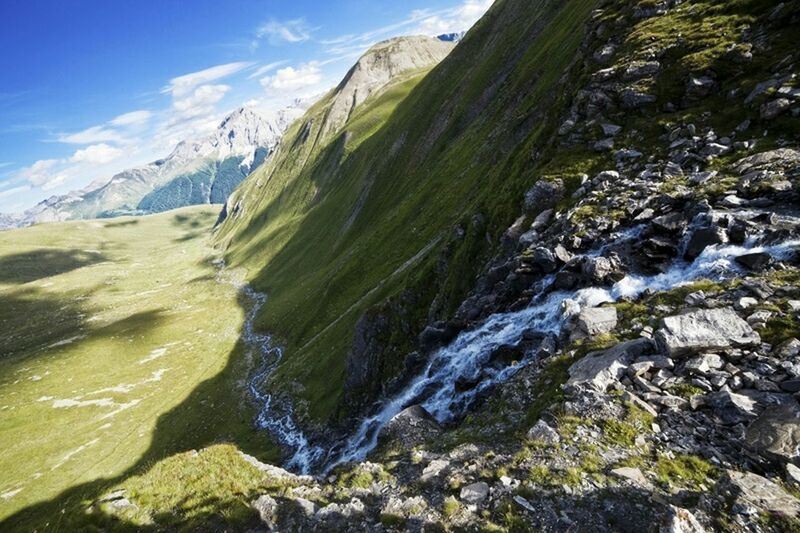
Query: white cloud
57 126 127 145
256 19 312 45
69 144 124 165
247 60 290 80
172 84 231 120
109 110 152 127
163 62 252 99
41 174 68 191
261 63 322 93
17 159 60 187
414 0 495 35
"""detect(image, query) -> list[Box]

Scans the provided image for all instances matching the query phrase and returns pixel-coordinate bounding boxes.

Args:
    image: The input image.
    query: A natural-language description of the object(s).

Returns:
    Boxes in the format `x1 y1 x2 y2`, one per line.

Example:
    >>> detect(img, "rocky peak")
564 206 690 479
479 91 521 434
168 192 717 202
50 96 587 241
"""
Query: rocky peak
321 36 455 137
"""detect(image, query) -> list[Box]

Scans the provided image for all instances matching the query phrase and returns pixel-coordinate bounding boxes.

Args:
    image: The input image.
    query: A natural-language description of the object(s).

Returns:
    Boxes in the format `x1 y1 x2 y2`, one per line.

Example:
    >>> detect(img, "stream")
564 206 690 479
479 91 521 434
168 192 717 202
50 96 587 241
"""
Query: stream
226 212 799 475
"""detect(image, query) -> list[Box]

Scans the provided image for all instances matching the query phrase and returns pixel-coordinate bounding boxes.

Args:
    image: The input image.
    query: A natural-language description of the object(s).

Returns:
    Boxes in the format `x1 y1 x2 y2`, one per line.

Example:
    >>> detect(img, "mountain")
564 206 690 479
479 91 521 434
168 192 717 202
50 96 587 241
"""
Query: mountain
5 0 800 530
9 105 305 227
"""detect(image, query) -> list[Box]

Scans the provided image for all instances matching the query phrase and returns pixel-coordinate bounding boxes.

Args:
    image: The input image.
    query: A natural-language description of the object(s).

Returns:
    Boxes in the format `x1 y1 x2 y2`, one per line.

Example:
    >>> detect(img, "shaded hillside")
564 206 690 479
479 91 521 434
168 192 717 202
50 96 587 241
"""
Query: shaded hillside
216 1 597 424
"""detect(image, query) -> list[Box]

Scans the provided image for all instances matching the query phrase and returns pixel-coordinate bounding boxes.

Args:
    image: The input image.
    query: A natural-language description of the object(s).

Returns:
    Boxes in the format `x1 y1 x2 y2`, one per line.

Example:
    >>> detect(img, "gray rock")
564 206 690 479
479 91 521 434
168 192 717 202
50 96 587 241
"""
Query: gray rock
735 252 771 271
685 354 725 375
706 390 759 425
527 420 560 445
421 459 451 482
576 307 618 337
379 405 441 447
601 123 622 136
686 76 716 99
566 338 653 392
716 470 800 517
776 339 800 358
660 506 707 533
611 467 652 488
684 226 728 261
655 308 761 357
620 88 657 109
787 463 800 487
745 405 800 464
594 138 615 152
460 482 490 504
525 179 564 214
253 495 278 525
761 98 791 120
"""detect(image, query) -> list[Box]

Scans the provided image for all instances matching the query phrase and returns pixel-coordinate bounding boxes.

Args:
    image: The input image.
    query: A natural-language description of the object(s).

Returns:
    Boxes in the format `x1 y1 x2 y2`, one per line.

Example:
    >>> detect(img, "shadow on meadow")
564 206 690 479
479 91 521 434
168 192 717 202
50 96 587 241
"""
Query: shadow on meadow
0 249 108 285
0 289 276 532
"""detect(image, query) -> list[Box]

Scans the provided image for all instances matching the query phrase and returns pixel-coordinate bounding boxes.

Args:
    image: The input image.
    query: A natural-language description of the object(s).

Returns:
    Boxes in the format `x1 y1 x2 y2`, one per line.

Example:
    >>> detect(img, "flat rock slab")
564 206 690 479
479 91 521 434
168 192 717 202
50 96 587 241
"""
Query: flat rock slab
716 470 800 518
745 405 800 464
655 308 760 357
566 338 654 393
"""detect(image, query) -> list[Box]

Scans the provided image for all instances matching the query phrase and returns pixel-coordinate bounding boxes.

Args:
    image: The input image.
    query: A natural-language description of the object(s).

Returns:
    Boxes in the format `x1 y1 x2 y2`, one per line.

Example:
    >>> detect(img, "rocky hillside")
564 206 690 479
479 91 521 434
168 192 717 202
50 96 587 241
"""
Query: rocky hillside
8 106 303 227
6 0 799 530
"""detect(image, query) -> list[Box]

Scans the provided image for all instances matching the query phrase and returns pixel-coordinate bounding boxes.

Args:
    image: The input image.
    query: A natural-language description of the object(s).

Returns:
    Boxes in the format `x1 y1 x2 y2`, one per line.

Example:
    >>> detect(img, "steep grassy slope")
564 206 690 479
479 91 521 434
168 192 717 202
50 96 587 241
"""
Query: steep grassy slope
216 0 598 423
0 207 273 529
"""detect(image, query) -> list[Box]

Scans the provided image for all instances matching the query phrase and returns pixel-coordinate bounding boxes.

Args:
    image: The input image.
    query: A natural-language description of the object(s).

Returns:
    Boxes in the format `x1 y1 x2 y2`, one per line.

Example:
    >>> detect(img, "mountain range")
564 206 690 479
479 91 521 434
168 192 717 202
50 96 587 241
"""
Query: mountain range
3 104 307 228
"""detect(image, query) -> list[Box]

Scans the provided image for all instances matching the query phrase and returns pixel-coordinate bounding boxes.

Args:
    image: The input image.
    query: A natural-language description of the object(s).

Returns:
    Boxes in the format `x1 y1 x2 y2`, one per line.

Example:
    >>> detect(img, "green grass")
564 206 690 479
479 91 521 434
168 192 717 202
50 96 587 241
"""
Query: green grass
0 207 275 530
215 0 599 423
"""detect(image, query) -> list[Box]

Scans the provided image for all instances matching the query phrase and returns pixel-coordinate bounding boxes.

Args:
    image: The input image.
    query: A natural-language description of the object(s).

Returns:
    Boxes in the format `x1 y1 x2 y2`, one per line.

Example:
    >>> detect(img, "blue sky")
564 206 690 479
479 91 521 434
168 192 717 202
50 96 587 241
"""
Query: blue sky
0 0 493 213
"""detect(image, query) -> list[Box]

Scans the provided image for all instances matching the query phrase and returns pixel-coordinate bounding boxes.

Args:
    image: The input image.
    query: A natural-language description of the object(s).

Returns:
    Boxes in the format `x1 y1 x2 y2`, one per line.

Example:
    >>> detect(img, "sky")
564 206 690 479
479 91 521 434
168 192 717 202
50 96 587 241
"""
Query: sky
0 0 494 214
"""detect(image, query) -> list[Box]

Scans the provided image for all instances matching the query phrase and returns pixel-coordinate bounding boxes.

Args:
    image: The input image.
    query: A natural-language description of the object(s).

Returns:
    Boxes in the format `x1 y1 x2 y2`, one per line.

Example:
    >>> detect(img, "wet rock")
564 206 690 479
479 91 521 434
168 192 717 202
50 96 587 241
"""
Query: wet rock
684 226 728 261
379 405 441 448
419 323 459 351
745 405 800 464
651 213 687 235
736 252 772 271
583 255 625 284
523 247 557 274
565 338 653 393
575 307 618 337
488 344 525 368
526 420 560 445
460 482 490 505
716 470 800 517
655 308 760 357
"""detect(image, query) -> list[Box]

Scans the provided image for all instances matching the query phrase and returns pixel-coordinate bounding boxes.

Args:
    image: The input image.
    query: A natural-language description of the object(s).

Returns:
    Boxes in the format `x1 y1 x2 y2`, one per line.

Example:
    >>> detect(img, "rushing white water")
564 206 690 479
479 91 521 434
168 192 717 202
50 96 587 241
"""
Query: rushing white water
217 210 799 475
215 263 324 474
323 236 800 470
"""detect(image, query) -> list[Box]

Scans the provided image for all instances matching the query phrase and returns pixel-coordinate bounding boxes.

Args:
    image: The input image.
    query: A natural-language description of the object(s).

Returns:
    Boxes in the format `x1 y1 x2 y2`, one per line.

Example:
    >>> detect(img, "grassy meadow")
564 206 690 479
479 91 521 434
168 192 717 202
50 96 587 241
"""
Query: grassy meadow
0 206 276 530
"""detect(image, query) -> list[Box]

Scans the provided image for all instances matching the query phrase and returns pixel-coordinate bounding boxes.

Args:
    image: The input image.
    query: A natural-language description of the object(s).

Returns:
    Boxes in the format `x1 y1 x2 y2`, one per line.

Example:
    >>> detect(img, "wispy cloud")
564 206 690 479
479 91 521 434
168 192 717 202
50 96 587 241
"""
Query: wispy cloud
0 185 32 200
322 0 494 61
247 60 291 80
162 62 253 98
109 110 152 127
254 18 313 47
57 125 128 145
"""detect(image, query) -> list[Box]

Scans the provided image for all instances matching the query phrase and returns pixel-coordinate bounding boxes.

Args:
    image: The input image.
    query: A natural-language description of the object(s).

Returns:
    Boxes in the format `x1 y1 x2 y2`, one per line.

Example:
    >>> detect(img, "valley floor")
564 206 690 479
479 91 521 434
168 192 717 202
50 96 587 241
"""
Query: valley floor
0 206 276 529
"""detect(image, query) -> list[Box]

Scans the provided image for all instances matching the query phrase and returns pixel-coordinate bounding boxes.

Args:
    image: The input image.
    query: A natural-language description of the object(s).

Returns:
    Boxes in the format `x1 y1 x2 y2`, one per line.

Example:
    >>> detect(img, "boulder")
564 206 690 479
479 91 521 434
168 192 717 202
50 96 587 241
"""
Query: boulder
705 390 759 425
566 338 653 393
576 307 618 337
252 495 279 526
523 247 558 273
761 98 791 120
745 405 800 464
526 420 560 445
460 482 490 505
684 226 728 261
735 252 772 271
660 506 707 533
524 179 564 214
379 405 441 448
655 308 760 357
716 470 800 517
